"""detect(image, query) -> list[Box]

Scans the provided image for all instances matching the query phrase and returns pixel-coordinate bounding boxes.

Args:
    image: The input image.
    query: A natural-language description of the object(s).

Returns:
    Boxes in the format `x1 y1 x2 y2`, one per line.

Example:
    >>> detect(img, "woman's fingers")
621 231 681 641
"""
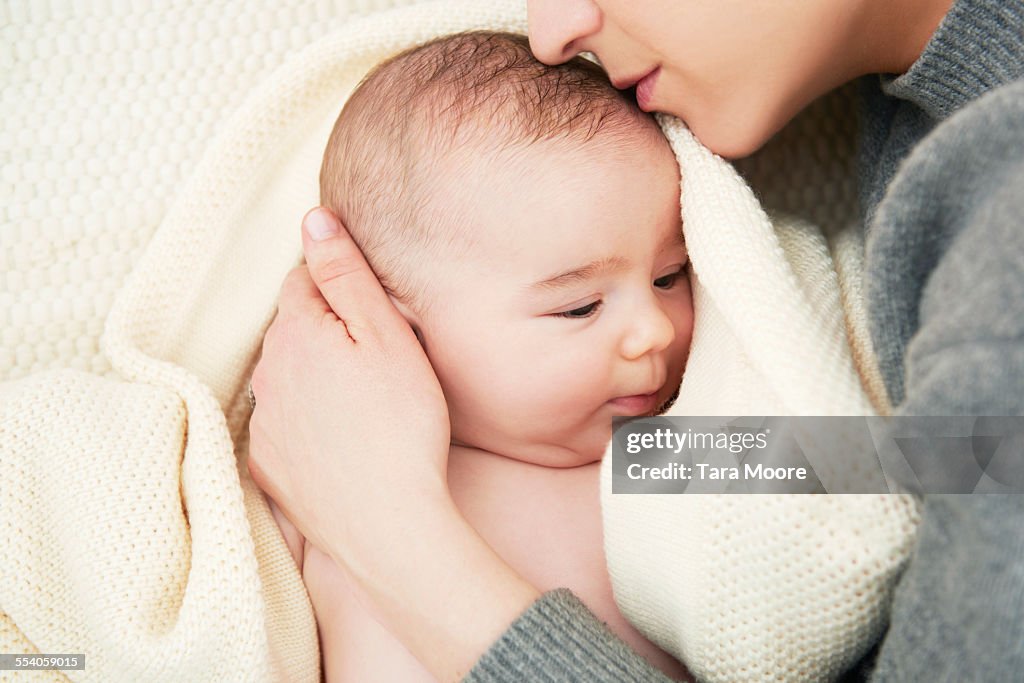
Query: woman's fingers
248 207 453 569
276 264 330 318
300 207 407 342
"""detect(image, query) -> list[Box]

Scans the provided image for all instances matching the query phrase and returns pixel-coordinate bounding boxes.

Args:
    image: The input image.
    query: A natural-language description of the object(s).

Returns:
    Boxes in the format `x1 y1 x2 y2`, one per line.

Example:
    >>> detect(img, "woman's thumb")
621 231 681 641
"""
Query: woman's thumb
301 207 401 336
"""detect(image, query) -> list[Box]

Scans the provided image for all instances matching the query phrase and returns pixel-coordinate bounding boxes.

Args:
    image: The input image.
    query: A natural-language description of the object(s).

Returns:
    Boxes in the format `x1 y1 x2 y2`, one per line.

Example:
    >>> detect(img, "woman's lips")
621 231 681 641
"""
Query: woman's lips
635 67 661 112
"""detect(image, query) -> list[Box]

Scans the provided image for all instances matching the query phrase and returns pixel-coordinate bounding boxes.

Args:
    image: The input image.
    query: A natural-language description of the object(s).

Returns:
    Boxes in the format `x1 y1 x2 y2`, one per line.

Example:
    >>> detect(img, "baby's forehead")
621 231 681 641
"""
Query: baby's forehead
420 131 680 265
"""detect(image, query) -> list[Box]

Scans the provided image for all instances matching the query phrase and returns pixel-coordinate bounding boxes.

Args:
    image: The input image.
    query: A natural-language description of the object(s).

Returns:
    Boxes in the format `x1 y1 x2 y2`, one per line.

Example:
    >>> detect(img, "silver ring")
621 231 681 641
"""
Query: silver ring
247 382 256 409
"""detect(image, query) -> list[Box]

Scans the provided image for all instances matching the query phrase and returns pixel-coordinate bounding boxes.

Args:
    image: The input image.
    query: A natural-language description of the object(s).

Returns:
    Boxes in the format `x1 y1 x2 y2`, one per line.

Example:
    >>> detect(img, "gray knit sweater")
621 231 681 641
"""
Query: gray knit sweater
466 0 1024 680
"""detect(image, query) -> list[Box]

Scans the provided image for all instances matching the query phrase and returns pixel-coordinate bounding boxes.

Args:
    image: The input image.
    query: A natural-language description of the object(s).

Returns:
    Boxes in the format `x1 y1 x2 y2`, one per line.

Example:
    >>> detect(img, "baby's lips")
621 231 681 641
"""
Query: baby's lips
608 392 661 416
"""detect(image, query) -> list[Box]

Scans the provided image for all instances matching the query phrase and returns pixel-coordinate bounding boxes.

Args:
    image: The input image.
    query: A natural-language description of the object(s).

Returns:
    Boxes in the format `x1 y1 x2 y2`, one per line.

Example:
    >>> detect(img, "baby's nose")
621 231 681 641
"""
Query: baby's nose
620 302 675 360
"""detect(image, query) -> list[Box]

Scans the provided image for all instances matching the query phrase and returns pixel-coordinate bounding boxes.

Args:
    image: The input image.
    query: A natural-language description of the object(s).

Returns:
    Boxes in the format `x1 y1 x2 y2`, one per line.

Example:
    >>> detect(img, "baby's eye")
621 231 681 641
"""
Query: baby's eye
554 300 602 319
654 268 684 289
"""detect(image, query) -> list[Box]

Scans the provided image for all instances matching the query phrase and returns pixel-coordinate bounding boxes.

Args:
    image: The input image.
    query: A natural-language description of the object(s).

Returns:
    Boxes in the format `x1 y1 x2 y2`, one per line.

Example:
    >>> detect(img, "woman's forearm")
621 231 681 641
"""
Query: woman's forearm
329 496 676 682
466 590 677 683
328 489 540 682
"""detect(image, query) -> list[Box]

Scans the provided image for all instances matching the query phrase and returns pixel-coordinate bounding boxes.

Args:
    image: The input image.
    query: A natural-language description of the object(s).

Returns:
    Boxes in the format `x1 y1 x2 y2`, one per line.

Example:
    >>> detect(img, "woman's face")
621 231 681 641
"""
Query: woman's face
527 0 859 158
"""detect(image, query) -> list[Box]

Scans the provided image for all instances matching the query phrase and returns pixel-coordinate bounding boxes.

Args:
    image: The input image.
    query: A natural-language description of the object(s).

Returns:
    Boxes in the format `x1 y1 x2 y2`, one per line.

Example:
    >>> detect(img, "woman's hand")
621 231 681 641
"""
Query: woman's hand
247 207 452 573
248 208 539 680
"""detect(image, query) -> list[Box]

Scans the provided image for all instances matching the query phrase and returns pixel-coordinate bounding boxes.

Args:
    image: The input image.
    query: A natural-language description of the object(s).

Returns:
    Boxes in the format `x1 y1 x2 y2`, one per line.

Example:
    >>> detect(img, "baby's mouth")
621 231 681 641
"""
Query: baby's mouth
653 380 682 416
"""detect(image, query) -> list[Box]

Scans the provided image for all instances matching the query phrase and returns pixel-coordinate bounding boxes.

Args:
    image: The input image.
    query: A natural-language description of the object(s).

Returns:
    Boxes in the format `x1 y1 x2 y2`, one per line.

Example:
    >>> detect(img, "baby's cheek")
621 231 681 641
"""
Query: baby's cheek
501 352 597 422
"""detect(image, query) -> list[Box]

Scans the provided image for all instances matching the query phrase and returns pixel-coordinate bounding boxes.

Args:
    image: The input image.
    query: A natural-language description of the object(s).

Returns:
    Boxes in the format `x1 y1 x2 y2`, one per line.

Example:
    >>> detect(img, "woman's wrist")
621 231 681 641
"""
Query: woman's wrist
334 487 541 682
318 469 451 579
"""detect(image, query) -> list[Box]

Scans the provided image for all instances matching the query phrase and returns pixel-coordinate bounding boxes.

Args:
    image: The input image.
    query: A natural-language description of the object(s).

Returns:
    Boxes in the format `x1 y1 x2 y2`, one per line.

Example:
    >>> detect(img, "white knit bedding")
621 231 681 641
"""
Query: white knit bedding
1 1 918 682
1 0 418 384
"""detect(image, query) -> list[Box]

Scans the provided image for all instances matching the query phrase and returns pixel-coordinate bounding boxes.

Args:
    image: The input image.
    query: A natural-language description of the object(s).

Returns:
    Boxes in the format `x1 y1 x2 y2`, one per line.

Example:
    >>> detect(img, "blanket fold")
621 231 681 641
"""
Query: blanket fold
1 1 918 681
600 119 919 683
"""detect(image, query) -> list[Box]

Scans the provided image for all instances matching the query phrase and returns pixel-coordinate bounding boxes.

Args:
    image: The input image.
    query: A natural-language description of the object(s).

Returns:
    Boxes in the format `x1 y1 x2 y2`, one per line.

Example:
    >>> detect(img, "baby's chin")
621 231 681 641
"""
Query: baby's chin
453 386 684 468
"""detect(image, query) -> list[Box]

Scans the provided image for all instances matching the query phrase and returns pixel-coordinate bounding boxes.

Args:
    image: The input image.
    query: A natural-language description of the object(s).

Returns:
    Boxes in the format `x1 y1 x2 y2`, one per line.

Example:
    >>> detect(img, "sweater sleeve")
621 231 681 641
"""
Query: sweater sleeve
464 589 675 682
868 496 1024 681
865 84 1024 681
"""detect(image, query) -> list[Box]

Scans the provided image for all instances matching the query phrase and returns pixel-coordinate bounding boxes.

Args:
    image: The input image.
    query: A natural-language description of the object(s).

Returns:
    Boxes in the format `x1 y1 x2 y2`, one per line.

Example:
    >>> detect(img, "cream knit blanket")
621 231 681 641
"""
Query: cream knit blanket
0 1 918 681
601 118 921 683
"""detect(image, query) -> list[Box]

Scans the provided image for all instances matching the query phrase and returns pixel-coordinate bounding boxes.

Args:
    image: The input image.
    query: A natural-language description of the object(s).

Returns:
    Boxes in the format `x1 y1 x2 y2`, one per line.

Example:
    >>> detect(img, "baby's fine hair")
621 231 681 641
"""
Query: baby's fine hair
320 31 652 310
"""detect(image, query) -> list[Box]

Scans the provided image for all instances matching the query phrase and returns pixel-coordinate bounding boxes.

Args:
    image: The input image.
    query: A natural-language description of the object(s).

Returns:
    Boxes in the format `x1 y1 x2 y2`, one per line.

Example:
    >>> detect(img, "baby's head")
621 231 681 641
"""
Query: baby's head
321 32 692 466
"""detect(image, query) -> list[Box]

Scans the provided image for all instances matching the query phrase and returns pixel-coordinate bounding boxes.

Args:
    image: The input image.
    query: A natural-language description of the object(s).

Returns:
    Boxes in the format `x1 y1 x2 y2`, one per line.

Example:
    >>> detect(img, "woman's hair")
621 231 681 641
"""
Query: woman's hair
320 31 652 310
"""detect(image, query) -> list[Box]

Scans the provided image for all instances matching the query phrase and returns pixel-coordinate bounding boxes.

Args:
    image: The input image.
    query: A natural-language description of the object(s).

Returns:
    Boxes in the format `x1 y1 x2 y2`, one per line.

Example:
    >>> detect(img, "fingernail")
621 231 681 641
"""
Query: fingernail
305 208 339 241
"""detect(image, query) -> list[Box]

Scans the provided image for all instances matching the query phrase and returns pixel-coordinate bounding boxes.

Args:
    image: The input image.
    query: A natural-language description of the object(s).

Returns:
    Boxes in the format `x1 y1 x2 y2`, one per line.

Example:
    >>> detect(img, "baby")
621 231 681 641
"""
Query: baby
275 31 693 681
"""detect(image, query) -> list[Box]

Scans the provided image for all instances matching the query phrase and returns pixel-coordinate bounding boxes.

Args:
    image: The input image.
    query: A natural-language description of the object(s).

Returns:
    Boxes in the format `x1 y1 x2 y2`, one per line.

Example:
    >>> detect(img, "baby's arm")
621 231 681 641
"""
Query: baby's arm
302 543 436 682
268 496 434 682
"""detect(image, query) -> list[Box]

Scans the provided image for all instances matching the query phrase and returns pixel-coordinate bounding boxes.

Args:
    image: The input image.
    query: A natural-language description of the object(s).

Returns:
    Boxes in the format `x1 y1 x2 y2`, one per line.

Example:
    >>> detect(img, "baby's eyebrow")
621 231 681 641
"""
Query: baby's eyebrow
529 256 629 292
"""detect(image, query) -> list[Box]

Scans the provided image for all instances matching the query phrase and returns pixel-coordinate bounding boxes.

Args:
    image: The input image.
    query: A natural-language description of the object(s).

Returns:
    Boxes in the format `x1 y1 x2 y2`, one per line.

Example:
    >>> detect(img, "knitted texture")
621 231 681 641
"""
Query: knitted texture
0 372 319 682
2 1 919 681
0 2 520 681
0 0 417 383
467 589 670 682
598 116 920 683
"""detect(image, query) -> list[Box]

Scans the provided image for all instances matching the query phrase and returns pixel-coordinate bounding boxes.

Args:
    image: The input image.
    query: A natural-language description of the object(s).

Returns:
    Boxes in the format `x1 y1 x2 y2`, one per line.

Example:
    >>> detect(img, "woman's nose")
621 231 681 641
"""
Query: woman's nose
527 0 602 65
620 301 676 361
